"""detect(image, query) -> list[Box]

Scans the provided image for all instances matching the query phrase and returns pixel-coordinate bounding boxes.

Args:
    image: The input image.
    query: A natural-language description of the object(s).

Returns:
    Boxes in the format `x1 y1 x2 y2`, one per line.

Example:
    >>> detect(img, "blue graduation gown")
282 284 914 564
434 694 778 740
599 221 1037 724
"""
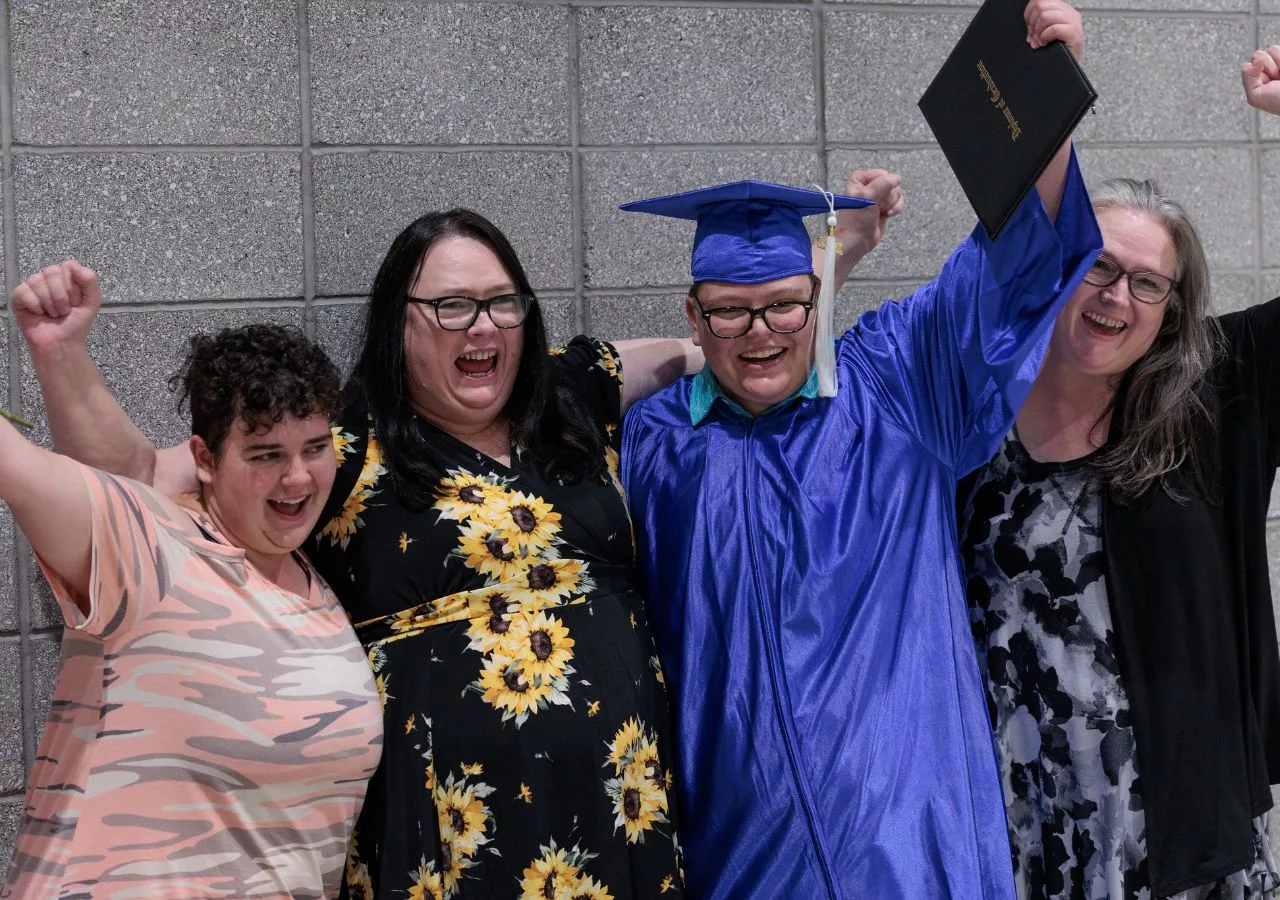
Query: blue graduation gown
621 156 1101 899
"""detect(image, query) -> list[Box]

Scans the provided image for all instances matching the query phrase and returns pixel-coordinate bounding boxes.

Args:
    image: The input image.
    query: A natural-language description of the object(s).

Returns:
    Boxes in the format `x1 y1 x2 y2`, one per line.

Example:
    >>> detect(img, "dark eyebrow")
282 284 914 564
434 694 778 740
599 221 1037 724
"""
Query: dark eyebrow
435 282 519 297
243 435 331 452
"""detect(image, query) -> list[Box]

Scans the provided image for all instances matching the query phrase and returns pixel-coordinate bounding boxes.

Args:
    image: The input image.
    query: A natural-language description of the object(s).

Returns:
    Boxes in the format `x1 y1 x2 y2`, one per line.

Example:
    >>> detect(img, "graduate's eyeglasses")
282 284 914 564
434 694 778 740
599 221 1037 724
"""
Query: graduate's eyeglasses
691 284 818 339
406 293 534 330
1083 254 1177 305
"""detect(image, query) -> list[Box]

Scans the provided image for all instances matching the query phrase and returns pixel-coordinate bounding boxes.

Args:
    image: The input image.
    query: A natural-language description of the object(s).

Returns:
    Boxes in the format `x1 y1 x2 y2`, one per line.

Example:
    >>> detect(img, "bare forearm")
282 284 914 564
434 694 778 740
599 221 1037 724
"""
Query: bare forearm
617 338 704 411
31 343 157 482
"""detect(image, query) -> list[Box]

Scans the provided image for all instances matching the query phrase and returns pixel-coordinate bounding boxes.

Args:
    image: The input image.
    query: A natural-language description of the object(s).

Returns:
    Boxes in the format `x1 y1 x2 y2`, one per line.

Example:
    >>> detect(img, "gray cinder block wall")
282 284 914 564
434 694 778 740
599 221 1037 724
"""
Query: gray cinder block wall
0 0 1277 872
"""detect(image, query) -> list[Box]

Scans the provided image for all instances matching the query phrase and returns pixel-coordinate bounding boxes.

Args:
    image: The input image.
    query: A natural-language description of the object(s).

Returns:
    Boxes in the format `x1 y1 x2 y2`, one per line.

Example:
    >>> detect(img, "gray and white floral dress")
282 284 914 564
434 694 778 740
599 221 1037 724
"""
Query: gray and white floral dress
960 432 1278 900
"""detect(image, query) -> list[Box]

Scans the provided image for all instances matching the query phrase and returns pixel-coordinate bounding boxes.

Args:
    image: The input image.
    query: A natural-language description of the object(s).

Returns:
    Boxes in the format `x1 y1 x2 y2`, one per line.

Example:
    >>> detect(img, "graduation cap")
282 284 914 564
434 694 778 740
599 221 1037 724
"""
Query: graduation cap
620 180 873 397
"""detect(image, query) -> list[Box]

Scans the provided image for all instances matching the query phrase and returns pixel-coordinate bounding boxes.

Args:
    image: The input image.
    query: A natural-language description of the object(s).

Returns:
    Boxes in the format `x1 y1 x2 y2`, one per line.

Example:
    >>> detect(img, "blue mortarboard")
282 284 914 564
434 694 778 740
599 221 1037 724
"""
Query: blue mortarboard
619 180 872 284
621 179 875 397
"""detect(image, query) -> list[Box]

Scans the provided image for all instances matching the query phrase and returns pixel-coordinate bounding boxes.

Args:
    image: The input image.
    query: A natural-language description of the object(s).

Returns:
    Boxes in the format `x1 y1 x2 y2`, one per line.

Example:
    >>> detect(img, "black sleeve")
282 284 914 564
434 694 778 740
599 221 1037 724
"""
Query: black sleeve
1217 296 1280 469
312 380 371 542
549 335 623 447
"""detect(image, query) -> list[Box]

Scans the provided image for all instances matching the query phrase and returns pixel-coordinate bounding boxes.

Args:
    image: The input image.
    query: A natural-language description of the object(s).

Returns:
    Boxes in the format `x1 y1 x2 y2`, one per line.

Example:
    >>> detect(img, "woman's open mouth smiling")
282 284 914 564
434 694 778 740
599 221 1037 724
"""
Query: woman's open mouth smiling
456 350 498 378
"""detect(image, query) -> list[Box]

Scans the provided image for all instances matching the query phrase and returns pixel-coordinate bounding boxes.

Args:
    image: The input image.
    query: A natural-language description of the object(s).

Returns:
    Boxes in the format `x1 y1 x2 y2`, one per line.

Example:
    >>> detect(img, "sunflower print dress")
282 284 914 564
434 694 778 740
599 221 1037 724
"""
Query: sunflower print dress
310 337 684 900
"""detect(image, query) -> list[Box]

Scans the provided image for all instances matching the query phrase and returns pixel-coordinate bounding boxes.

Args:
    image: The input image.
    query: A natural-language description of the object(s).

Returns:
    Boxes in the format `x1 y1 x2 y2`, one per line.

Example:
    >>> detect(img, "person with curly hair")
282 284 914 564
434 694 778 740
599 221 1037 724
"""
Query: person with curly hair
0 285 382 899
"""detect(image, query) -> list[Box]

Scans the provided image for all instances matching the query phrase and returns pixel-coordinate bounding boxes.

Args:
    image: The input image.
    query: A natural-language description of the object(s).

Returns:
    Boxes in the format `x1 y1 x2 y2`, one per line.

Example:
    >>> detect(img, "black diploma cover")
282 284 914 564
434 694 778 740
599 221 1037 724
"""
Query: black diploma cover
918 0 1097 239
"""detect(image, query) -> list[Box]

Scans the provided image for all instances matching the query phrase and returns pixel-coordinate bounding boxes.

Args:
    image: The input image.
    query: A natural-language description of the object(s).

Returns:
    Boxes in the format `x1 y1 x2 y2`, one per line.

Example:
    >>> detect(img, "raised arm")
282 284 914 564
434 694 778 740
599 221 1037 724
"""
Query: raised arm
816 168 905 281
0 414 92 611
1028 0 1085 223
1242 45 1280 116
13 261 159 482
851 1 1100 474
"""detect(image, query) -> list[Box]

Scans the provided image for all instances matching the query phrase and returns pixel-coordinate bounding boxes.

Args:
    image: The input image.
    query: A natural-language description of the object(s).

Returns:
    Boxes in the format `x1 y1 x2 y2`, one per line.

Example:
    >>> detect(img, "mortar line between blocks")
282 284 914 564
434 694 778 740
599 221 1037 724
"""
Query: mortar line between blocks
0 0 37 790
813 0 830 188
569 5 587 336
298 0 317 336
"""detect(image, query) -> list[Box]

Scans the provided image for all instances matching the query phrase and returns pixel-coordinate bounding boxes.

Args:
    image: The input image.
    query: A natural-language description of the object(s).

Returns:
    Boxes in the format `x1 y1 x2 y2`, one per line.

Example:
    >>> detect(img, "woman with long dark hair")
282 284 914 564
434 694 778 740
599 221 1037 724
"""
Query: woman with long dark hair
958 173 1280 897
306 207 688 898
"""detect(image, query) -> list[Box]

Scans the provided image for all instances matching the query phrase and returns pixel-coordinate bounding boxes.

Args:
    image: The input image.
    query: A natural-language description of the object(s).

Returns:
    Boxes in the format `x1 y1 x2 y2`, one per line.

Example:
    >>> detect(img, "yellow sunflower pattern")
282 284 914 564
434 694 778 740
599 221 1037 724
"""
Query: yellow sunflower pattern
433 770 496 897
603 718 672 844
331 425 356 464
368 645 391 709
596 342 621 384
344 827 375 900
407 858 444 900
519 839 614 900
320 430 387 549
329 340 684 898
431 467 599 726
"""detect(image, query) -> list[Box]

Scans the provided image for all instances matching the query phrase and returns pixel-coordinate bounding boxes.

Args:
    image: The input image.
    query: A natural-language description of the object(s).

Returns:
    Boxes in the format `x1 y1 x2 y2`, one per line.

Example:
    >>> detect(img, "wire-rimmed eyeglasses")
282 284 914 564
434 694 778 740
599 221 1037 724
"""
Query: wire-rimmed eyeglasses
1083 254 1177 305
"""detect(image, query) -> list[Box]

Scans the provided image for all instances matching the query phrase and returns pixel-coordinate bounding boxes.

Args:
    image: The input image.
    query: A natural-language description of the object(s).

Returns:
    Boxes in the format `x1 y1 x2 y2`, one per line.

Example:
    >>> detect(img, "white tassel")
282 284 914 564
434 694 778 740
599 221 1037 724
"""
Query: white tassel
811 185 840 398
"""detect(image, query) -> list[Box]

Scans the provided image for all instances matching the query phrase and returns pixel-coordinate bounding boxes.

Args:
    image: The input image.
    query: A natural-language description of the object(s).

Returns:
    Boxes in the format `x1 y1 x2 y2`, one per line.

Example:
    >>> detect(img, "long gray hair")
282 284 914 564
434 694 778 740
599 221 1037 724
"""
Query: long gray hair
1090 178 1222 504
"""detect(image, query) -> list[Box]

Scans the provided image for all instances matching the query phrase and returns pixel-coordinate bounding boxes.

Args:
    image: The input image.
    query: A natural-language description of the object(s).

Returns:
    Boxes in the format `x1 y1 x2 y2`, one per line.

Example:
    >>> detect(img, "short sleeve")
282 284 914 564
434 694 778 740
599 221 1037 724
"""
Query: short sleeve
35 463 189 639
313 380 373 542
549 336 623 441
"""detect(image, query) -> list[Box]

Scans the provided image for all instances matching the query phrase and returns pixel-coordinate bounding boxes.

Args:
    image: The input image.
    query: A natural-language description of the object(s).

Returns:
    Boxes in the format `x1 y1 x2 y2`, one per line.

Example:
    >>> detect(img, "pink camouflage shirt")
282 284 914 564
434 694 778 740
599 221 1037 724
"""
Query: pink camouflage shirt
2 464 382 899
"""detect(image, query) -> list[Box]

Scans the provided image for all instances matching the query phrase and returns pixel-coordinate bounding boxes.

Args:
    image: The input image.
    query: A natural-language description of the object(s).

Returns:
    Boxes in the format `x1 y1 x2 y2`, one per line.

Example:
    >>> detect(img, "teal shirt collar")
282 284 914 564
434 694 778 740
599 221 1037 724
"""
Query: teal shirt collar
689 364 818 425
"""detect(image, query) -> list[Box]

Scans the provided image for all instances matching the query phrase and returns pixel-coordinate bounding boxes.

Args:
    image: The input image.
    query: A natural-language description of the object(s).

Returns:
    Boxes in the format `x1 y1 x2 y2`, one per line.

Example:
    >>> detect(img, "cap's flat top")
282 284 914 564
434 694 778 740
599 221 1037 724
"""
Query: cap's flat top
620 179 873 218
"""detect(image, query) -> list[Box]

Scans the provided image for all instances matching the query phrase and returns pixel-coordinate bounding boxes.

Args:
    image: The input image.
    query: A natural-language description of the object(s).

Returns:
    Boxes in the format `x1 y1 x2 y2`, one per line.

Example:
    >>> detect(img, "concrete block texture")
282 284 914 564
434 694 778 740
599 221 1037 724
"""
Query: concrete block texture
577 6 816 145
584 292 692 343
0 642 21 794
1257 151 1280 268
0 801 21 885
824 11 971 144
827 148 972 282
1258 23 1280 129
831 0 1247 11
582 149 822 289
1077 146 1256 271
1212 274 1261 315
313 151 573 296
539 298 577 348
10 0 300 145
27 638 60 753
1261 273 1280 305
1073 17 1251 144
310 1 570 145
313 301 367 380
0 323 11 634
14 153 304 303
1269 519 1280 620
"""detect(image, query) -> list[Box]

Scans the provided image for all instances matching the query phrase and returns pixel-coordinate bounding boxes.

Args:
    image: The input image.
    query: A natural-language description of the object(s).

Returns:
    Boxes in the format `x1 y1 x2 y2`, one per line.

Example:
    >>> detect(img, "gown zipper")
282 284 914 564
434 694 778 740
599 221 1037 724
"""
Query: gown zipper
741 419 843 899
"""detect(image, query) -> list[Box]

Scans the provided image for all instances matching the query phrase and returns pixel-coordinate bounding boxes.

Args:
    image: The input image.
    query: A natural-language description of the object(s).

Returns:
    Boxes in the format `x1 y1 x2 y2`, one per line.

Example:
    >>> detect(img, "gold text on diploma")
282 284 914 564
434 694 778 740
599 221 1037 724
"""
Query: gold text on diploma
976 60 1023 142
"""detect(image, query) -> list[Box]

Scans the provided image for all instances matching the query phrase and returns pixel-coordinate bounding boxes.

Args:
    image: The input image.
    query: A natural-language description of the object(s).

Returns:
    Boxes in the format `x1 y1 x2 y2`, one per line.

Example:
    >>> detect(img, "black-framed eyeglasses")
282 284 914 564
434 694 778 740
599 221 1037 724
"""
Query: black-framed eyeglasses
691 281 818 339
1083 254 1177 305
406 293 535 331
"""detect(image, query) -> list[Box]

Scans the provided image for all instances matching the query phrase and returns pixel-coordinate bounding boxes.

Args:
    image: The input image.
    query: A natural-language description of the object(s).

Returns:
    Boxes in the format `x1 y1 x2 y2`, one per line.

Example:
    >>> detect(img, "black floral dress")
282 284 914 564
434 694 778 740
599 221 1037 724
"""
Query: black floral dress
961 432 1277 900
309 337 684 900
